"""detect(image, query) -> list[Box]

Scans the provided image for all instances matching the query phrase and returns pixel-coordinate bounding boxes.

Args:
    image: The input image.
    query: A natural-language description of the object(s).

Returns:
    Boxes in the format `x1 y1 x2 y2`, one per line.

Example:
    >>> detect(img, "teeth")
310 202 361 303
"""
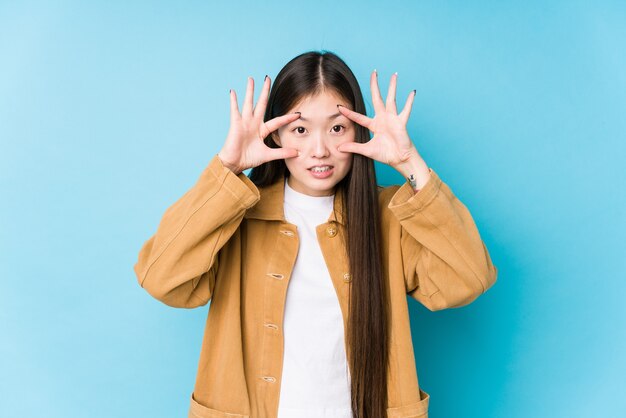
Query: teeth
311 166 331 173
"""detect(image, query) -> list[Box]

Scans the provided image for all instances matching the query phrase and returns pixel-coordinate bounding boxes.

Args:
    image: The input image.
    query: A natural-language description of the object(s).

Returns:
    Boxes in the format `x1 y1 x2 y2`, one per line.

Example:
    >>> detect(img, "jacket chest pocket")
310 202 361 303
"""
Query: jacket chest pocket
386 388 430 418
189 393 249 418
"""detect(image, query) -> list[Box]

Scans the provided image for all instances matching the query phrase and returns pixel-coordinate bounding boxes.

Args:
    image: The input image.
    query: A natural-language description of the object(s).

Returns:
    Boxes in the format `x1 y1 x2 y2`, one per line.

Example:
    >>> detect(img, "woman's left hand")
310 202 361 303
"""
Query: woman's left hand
336 70 431 190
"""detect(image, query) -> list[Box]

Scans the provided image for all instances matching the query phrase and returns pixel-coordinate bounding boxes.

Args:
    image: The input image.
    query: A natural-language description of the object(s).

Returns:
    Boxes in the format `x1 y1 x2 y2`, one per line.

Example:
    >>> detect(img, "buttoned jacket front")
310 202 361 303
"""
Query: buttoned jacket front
134 154 498 418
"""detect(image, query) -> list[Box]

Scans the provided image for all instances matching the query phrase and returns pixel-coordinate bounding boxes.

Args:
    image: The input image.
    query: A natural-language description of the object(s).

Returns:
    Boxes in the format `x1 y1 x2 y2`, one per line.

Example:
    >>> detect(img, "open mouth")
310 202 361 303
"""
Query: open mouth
308 165 334 173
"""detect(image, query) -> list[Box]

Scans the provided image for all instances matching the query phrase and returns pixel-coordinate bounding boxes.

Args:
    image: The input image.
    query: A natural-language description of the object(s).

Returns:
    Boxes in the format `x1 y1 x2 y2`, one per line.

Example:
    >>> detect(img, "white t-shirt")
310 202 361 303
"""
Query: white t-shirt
277 178 352 418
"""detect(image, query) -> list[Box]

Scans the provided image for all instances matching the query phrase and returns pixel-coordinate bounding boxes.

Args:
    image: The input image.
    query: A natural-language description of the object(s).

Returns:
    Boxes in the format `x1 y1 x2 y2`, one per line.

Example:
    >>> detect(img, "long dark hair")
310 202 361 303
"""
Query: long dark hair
249 50 389 418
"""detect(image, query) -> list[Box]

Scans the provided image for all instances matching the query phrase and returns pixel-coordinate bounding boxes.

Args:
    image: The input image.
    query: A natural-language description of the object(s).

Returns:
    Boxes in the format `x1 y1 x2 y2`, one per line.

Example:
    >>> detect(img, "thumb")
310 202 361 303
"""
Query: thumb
337 142 373 158
265 147 299 163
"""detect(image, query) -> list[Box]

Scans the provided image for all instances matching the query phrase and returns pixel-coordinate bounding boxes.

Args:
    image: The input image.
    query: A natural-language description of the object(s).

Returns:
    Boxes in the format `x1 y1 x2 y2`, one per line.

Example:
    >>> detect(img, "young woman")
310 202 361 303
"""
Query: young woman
134 50 498 418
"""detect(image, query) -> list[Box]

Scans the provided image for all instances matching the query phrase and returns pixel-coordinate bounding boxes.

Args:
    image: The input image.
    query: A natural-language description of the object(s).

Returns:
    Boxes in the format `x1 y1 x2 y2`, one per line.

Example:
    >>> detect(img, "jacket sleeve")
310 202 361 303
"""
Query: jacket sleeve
387 168 498 311
133 154 260 308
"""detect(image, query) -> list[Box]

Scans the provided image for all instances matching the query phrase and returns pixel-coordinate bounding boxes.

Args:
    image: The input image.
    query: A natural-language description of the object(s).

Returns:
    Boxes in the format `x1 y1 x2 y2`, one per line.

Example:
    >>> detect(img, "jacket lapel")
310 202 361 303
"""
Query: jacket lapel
244 176 345 225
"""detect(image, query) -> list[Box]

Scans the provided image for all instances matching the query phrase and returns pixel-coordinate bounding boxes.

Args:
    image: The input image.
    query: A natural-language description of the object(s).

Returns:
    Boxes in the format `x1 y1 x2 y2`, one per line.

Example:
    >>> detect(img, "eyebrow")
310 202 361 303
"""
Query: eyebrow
293 112 342 122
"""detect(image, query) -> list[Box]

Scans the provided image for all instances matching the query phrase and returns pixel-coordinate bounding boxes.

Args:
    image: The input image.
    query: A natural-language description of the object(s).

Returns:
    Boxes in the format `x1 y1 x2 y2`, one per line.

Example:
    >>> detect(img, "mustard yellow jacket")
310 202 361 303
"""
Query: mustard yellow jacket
133 154 498 418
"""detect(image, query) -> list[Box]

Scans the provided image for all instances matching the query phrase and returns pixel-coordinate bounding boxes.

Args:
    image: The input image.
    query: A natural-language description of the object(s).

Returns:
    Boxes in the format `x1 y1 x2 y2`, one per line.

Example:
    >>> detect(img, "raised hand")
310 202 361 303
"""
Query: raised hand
217 76 302 175
336 70 431 190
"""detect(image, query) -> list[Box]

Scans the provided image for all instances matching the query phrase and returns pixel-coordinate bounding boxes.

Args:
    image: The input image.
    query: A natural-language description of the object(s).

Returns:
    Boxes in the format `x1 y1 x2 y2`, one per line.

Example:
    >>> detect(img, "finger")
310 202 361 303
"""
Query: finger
253 75 270 118
337 104 372 130
337 141 375 159
386 72 398 114
260 112 301 139
242 76 254 117
264 146 299 162
230 89 240 122
399 89 416 125
370 69 385 114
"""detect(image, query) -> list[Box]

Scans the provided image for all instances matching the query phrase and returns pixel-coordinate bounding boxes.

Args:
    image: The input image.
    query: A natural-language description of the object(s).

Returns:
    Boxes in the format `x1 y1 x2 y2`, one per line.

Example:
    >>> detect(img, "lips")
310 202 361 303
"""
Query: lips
308 165 334 179
308 165 334 171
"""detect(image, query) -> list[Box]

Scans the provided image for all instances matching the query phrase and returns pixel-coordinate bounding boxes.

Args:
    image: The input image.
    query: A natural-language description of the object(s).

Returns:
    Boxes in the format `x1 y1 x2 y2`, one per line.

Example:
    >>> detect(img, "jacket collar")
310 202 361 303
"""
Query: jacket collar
244 176 345 225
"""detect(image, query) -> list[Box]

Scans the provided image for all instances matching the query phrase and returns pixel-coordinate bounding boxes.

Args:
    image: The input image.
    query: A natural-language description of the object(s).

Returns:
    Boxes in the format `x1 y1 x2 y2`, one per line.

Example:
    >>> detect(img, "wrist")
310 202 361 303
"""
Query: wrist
395 154 430 192
217 152 242 175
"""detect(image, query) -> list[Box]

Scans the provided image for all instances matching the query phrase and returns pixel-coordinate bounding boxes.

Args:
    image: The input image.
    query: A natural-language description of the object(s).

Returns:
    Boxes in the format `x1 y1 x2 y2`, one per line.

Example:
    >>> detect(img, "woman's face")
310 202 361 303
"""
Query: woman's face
272 90 356 197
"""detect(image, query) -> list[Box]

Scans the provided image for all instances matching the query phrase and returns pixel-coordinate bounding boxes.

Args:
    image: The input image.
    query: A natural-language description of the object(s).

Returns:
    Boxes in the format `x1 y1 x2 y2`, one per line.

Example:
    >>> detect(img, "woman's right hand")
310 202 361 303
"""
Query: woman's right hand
217 75 301 175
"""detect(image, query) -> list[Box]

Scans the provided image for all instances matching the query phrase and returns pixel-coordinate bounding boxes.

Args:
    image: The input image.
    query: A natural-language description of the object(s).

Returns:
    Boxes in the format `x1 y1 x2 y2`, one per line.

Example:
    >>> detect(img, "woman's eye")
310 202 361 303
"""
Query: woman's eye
291 125 345 135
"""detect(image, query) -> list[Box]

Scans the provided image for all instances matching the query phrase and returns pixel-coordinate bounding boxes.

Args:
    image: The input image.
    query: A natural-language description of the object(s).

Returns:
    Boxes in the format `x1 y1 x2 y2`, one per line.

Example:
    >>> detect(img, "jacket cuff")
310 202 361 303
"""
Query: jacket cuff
202 154 260 209
388 168 442 219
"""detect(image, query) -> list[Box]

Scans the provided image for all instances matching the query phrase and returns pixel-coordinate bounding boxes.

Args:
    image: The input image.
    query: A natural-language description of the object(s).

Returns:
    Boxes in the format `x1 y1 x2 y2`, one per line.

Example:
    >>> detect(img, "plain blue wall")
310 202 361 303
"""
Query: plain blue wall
1 1 624 417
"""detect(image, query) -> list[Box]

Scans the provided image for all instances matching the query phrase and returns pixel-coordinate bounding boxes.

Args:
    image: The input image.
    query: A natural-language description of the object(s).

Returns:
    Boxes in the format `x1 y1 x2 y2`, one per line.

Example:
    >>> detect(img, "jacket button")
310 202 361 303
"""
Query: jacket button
280 230 295 237
343 273 352 282
262 376 276 383
326 225 338 237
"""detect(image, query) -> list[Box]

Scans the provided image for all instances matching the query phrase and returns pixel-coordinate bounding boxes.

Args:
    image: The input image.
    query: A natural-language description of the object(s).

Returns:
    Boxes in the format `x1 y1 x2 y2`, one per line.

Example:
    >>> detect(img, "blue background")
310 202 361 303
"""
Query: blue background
1 1 625 417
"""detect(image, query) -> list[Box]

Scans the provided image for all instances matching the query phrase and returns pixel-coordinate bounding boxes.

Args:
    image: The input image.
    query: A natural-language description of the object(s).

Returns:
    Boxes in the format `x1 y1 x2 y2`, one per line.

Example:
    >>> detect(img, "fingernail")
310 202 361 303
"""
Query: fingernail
294 111 301 115
265 74 268 80
337 104 343 108
413 89 416 94
374 69 378 76
394 71 398 76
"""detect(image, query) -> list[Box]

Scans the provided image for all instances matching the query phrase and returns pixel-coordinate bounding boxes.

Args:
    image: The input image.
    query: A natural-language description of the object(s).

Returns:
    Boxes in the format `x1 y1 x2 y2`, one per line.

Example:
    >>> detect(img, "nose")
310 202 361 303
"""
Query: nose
310 132 330 158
